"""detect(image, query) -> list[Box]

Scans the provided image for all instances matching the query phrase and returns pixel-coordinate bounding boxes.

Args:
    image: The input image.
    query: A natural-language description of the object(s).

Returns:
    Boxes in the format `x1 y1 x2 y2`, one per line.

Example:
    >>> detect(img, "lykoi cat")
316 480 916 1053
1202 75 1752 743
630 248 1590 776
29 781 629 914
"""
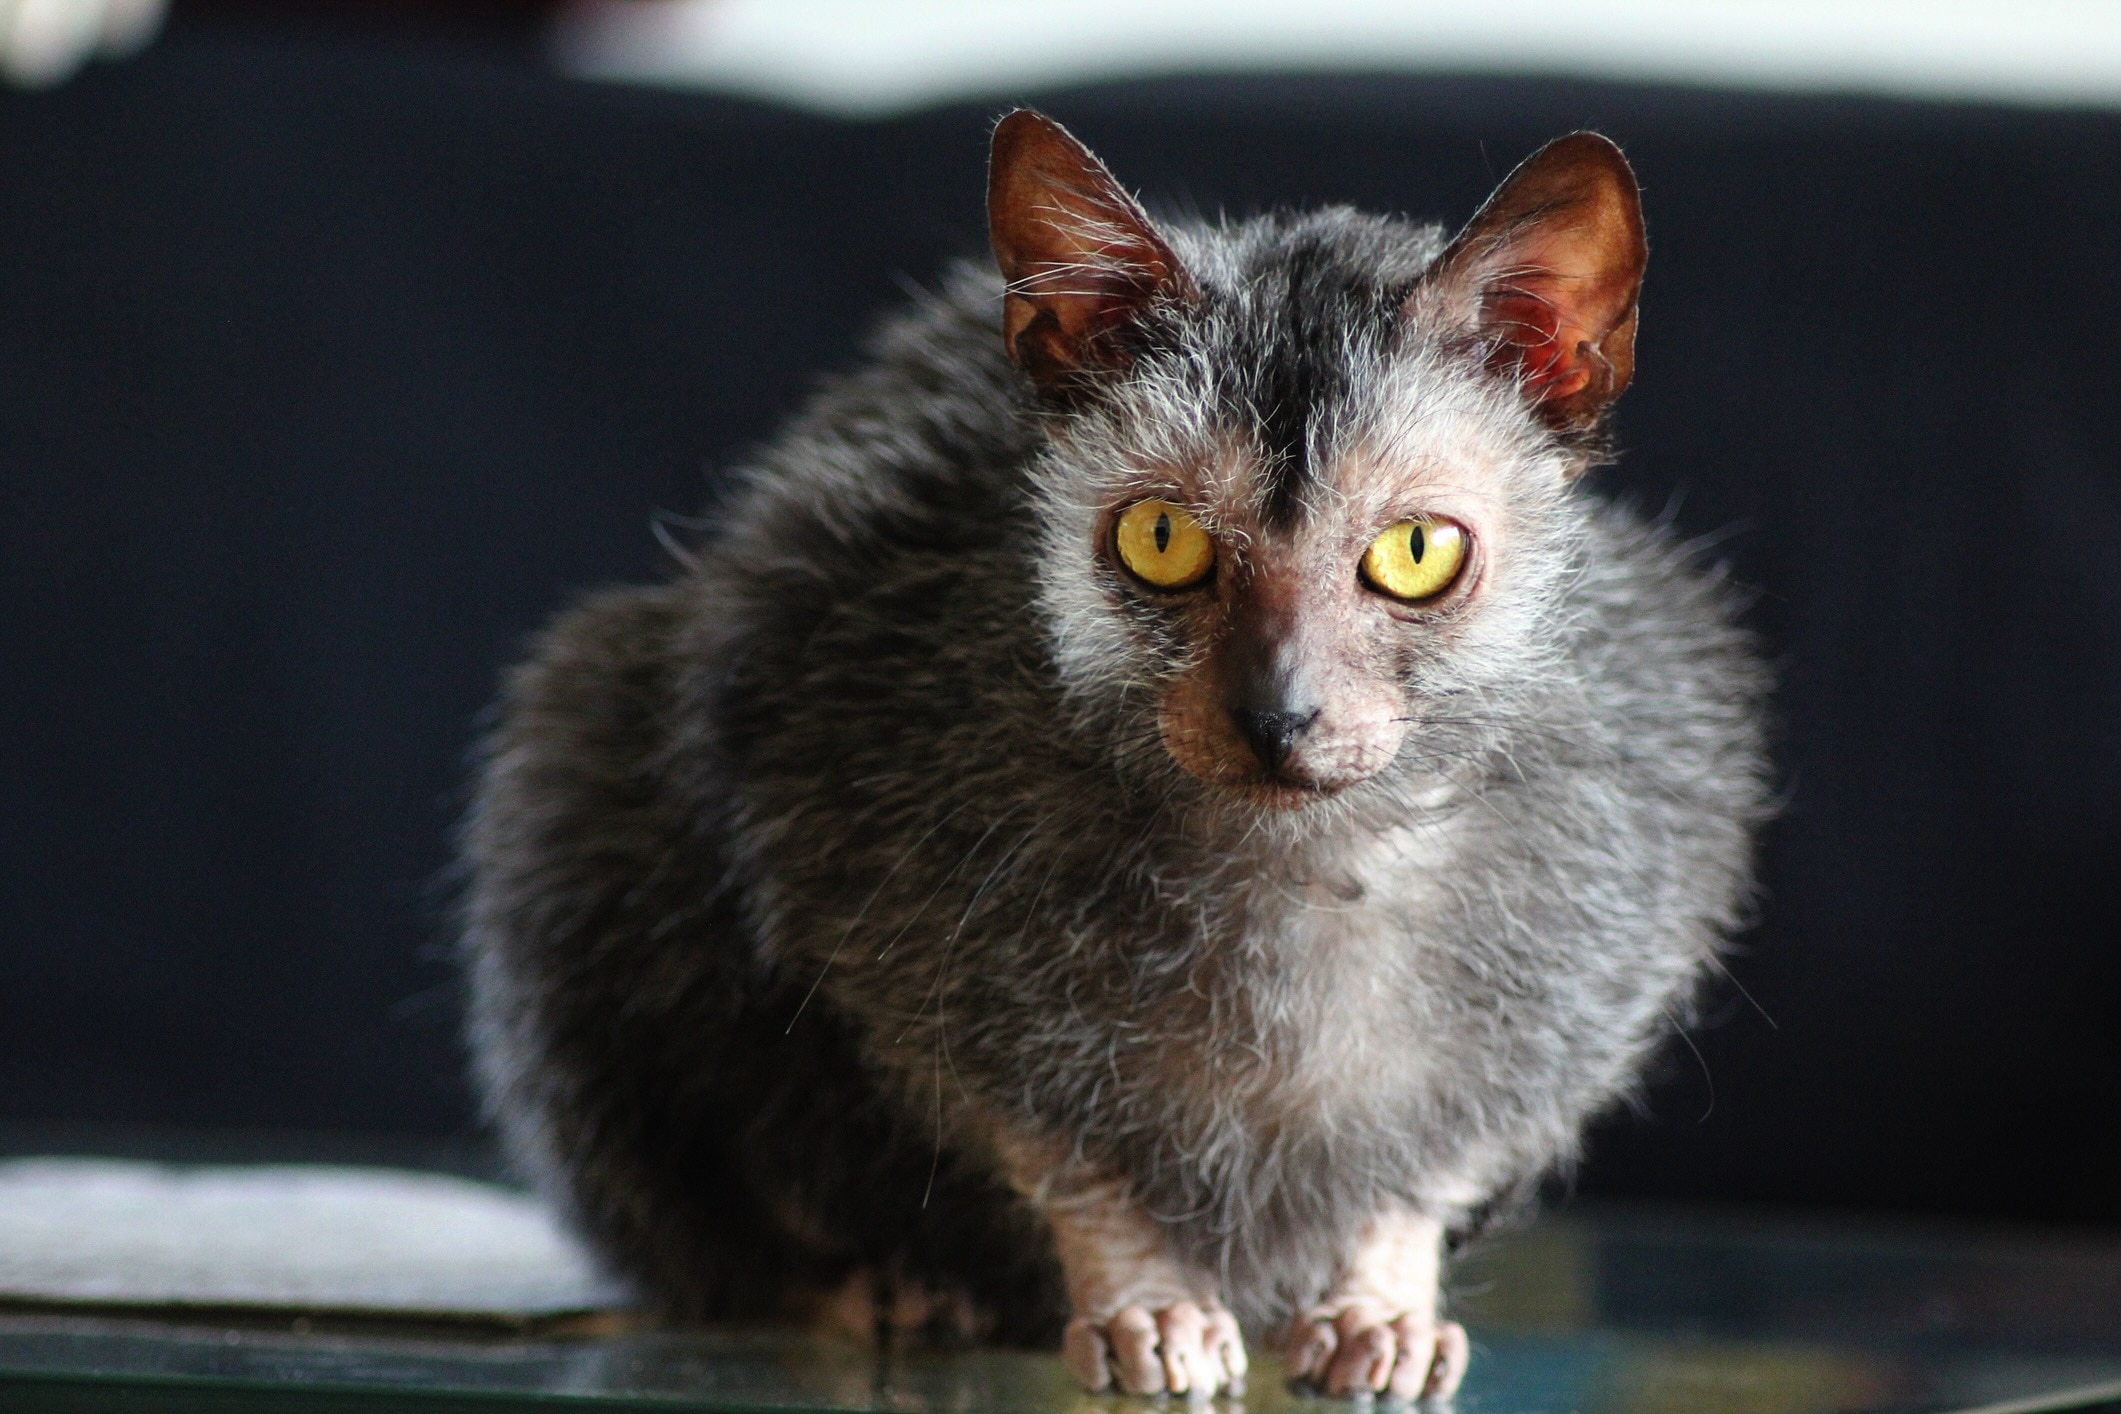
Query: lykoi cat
460 111 1770 1400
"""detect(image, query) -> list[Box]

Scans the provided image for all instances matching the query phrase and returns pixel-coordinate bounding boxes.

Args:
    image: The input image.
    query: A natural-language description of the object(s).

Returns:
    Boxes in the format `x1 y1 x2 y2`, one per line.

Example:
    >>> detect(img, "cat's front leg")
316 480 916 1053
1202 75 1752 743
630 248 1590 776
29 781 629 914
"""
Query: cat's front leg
1289 1207 1469 1401
999 1141 1244 1396
1047 1183 1245 1396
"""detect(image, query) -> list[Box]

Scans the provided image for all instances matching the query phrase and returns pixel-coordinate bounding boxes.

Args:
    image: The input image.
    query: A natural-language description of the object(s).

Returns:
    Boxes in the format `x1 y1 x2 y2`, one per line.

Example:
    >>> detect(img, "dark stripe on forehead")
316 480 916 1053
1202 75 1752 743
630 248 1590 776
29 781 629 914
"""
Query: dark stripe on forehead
1227 231 1392 526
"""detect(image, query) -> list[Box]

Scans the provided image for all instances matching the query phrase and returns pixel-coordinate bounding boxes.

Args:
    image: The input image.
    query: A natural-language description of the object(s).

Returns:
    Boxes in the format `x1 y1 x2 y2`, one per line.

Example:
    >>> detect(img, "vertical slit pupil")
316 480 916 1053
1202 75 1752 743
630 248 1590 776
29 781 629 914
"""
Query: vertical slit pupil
1154 513 1171 553
1409 523 1426 563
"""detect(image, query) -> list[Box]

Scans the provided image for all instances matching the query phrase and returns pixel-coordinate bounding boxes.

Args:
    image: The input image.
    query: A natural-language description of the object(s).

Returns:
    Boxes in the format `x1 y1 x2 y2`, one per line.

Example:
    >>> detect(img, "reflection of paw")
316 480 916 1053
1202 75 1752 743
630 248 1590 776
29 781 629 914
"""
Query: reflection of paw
1288 1305 1468 1400
1063 1300 1247 1397
811 1267 983 1346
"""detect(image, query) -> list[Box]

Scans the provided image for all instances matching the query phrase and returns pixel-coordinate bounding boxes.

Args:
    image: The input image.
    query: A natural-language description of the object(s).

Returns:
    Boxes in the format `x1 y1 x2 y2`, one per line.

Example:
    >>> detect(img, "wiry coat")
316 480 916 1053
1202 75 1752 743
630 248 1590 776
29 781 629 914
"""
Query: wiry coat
460 200 1769 1341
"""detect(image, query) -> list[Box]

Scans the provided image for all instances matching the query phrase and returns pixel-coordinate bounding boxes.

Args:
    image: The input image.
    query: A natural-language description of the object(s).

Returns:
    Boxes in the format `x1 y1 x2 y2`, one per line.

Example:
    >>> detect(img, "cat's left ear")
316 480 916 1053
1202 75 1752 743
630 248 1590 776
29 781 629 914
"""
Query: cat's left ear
989 109 1197 392
1418 132 1646 434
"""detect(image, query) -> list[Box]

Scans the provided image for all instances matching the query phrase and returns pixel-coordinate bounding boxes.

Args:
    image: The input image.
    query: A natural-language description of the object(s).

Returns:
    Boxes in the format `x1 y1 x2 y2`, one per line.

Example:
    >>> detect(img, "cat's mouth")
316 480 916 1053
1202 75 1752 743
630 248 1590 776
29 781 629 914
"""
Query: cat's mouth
1231 775 1345 812
1158 698 1402 809
1153 695 1399 805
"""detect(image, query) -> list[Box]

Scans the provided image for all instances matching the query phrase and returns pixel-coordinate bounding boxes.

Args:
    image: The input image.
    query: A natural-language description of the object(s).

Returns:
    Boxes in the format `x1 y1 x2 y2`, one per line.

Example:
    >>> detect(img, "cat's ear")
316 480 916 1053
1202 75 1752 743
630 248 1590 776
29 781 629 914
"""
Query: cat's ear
1419 132 1646 433
988 109 1196 392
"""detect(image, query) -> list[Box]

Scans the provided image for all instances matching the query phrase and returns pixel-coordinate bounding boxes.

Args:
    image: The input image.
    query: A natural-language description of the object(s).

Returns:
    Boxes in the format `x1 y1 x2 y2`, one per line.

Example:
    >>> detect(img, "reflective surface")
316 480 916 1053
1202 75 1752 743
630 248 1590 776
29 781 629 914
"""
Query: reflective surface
2 1204 2118 1413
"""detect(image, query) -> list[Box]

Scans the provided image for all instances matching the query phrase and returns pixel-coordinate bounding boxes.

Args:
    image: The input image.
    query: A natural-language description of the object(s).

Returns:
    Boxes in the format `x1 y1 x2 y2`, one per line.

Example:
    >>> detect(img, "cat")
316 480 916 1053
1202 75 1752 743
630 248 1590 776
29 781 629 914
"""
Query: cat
459 110 1769 1401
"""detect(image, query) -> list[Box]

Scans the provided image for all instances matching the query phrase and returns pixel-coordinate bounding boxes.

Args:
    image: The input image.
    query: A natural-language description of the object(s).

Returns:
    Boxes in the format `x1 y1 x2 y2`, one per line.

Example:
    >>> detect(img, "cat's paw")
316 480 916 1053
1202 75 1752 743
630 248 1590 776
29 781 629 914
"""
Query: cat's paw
1288 1304 1468 1401
1063 1300 1247 1397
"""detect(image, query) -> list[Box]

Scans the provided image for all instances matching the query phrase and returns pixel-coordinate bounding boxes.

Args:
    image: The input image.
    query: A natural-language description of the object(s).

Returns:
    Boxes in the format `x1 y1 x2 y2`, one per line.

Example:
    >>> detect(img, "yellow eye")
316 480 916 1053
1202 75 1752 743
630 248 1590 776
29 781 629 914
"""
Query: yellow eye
1360 517 1468 602
1114 500 1215 589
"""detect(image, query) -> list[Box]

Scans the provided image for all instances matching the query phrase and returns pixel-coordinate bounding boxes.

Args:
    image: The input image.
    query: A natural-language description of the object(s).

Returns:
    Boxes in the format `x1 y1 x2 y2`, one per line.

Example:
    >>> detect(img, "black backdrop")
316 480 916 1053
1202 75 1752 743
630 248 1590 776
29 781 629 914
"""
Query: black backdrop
5 15 2119 1226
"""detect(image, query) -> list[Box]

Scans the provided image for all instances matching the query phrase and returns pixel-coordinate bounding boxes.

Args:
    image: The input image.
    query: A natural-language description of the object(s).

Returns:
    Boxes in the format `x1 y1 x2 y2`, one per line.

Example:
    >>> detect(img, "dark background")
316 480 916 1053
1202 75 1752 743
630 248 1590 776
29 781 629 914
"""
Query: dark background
5 8 2118 1225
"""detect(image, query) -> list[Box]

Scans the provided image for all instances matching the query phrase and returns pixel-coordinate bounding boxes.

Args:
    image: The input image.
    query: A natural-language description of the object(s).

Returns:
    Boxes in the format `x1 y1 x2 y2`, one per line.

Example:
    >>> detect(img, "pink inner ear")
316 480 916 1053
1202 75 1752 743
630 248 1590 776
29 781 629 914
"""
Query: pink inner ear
1481 281 1596 404
989 110 1192 387
1010 213 1172 344
1426 132 1645 430
1476 217 1637 409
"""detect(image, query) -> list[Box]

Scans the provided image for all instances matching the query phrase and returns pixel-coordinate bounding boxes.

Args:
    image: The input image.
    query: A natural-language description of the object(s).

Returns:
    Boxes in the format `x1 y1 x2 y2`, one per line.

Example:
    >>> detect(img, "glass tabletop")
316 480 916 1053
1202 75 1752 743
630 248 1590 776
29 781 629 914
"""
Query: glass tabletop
2 1203 2117 1413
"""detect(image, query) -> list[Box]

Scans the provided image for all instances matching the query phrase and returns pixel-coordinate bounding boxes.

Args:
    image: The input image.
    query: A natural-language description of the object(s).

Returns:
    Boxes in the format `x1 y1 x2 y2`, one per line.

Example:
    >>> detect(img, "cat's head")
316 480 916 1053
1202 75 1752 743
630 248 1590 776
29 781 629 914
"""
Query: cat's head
991 111 1645 813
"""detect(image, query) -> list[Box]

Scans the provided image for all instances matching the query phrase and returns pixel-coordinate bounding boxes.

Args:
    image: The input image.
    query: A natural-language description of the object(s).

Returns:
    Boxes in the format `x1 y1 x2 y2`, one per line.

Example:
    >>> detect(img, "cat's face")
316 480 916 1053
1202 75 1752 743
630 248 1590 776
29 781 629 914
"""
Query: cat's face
991 113 1644 810
1038 323 1573 814
1109 432 1511 808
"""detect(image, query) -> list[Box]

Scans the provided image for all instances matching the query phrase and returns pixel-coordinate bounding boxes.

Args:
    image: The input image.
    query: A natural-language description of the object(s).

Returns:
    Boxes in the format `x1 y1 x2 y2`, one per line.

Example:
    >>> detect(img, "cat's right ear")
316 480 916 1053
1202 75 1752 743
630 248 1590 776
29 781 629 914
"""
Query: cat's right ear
988 110 1196 393
1416 132 1647 435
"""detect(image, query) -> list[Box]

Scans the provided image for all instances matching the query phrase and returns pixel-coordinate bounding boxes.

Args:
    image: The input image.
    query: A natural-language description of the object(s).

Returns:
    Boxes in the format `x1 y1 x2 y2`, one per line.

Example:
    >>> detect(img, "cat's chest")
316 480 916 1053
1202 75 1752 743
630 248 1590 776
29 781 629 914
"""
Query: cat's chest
1137 818 1467 1119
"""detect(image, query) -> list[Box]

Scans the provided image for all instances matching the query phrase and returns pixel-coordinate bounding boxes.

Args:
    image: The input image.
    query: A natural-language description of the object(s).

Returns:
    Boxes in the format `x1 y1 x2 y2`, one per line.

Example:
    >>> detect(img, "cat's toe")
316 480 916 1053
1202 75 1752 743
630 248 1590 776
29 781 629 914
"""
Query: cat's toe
1288 1311 1339 1386
1290 1307 1468 1400
1324 1307 1396 1395
1061 1314 1113 1391
1183 1302 1246 1395
1418 1320 1470 1401
1109 1306 1168 1393
1063 1302 1245 1397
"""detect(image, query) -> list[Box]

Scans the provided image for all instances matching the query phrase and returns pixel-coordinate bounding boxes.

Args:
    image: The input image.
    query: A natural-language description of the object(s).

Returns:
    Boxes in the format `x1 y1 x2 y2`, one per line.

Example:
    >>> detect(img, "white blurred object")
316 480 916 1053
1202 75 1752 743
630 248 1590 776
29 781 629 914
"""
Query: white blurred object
554 0 2121 114
0 0 163 88
0 1158 622 1315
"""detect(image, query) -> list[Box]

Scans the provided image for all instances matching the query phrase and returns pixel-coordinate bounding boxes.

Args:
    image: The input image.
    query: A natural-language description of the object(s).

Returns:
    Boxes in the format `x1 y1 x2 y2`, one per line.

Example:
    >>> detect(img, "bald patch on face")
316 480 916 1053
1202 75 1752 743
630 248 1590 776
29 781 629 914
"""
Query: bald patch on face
1319 440 1518 593
1106 439 1511 805
1208 229 1403 528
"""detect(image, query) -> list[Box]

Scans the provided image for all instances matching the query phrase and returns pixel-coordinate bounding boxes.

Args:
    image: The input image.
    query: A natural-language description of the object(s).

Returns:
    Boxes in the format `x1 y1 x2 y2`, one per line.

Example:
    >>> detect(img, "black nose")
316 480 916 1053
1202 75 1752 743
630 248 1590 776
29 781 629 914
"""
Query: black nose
1232 708 1317 772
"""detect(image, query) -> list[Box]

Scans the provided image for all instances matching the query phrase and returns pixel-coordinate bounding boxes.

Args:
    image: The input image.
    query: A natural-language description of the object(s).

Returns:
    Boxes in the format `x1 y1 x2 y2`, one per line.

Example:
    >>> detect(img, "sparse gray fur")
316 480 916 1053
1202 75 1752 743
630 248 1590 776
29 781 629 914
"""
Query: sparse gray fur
460 200 1771 1342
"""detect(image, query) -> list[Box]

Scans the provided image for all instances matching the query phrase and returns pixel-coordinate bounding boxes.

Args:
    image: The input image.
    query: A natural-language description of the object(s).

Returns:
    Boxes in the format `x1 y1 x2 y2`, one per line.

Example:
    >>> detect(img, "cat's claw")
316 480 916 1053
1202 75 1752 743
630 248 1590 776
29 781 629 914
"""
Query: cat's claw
1288 1307 1468 1401
1064 1300 1247 1398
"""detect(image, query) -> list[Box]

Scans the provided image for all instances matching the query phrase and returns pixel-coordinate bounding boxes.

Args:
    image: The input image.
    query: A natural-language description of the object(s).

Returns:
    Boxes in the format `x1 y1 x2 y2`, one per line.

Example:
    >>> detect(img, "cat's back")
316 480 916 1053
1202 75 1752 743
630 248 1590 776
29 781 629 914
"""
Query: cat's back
661 266 1069 842
458 580 717 1188
1567 497 1769 820
468 266 1038 984
697 266 1036 605
465 580 696 923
